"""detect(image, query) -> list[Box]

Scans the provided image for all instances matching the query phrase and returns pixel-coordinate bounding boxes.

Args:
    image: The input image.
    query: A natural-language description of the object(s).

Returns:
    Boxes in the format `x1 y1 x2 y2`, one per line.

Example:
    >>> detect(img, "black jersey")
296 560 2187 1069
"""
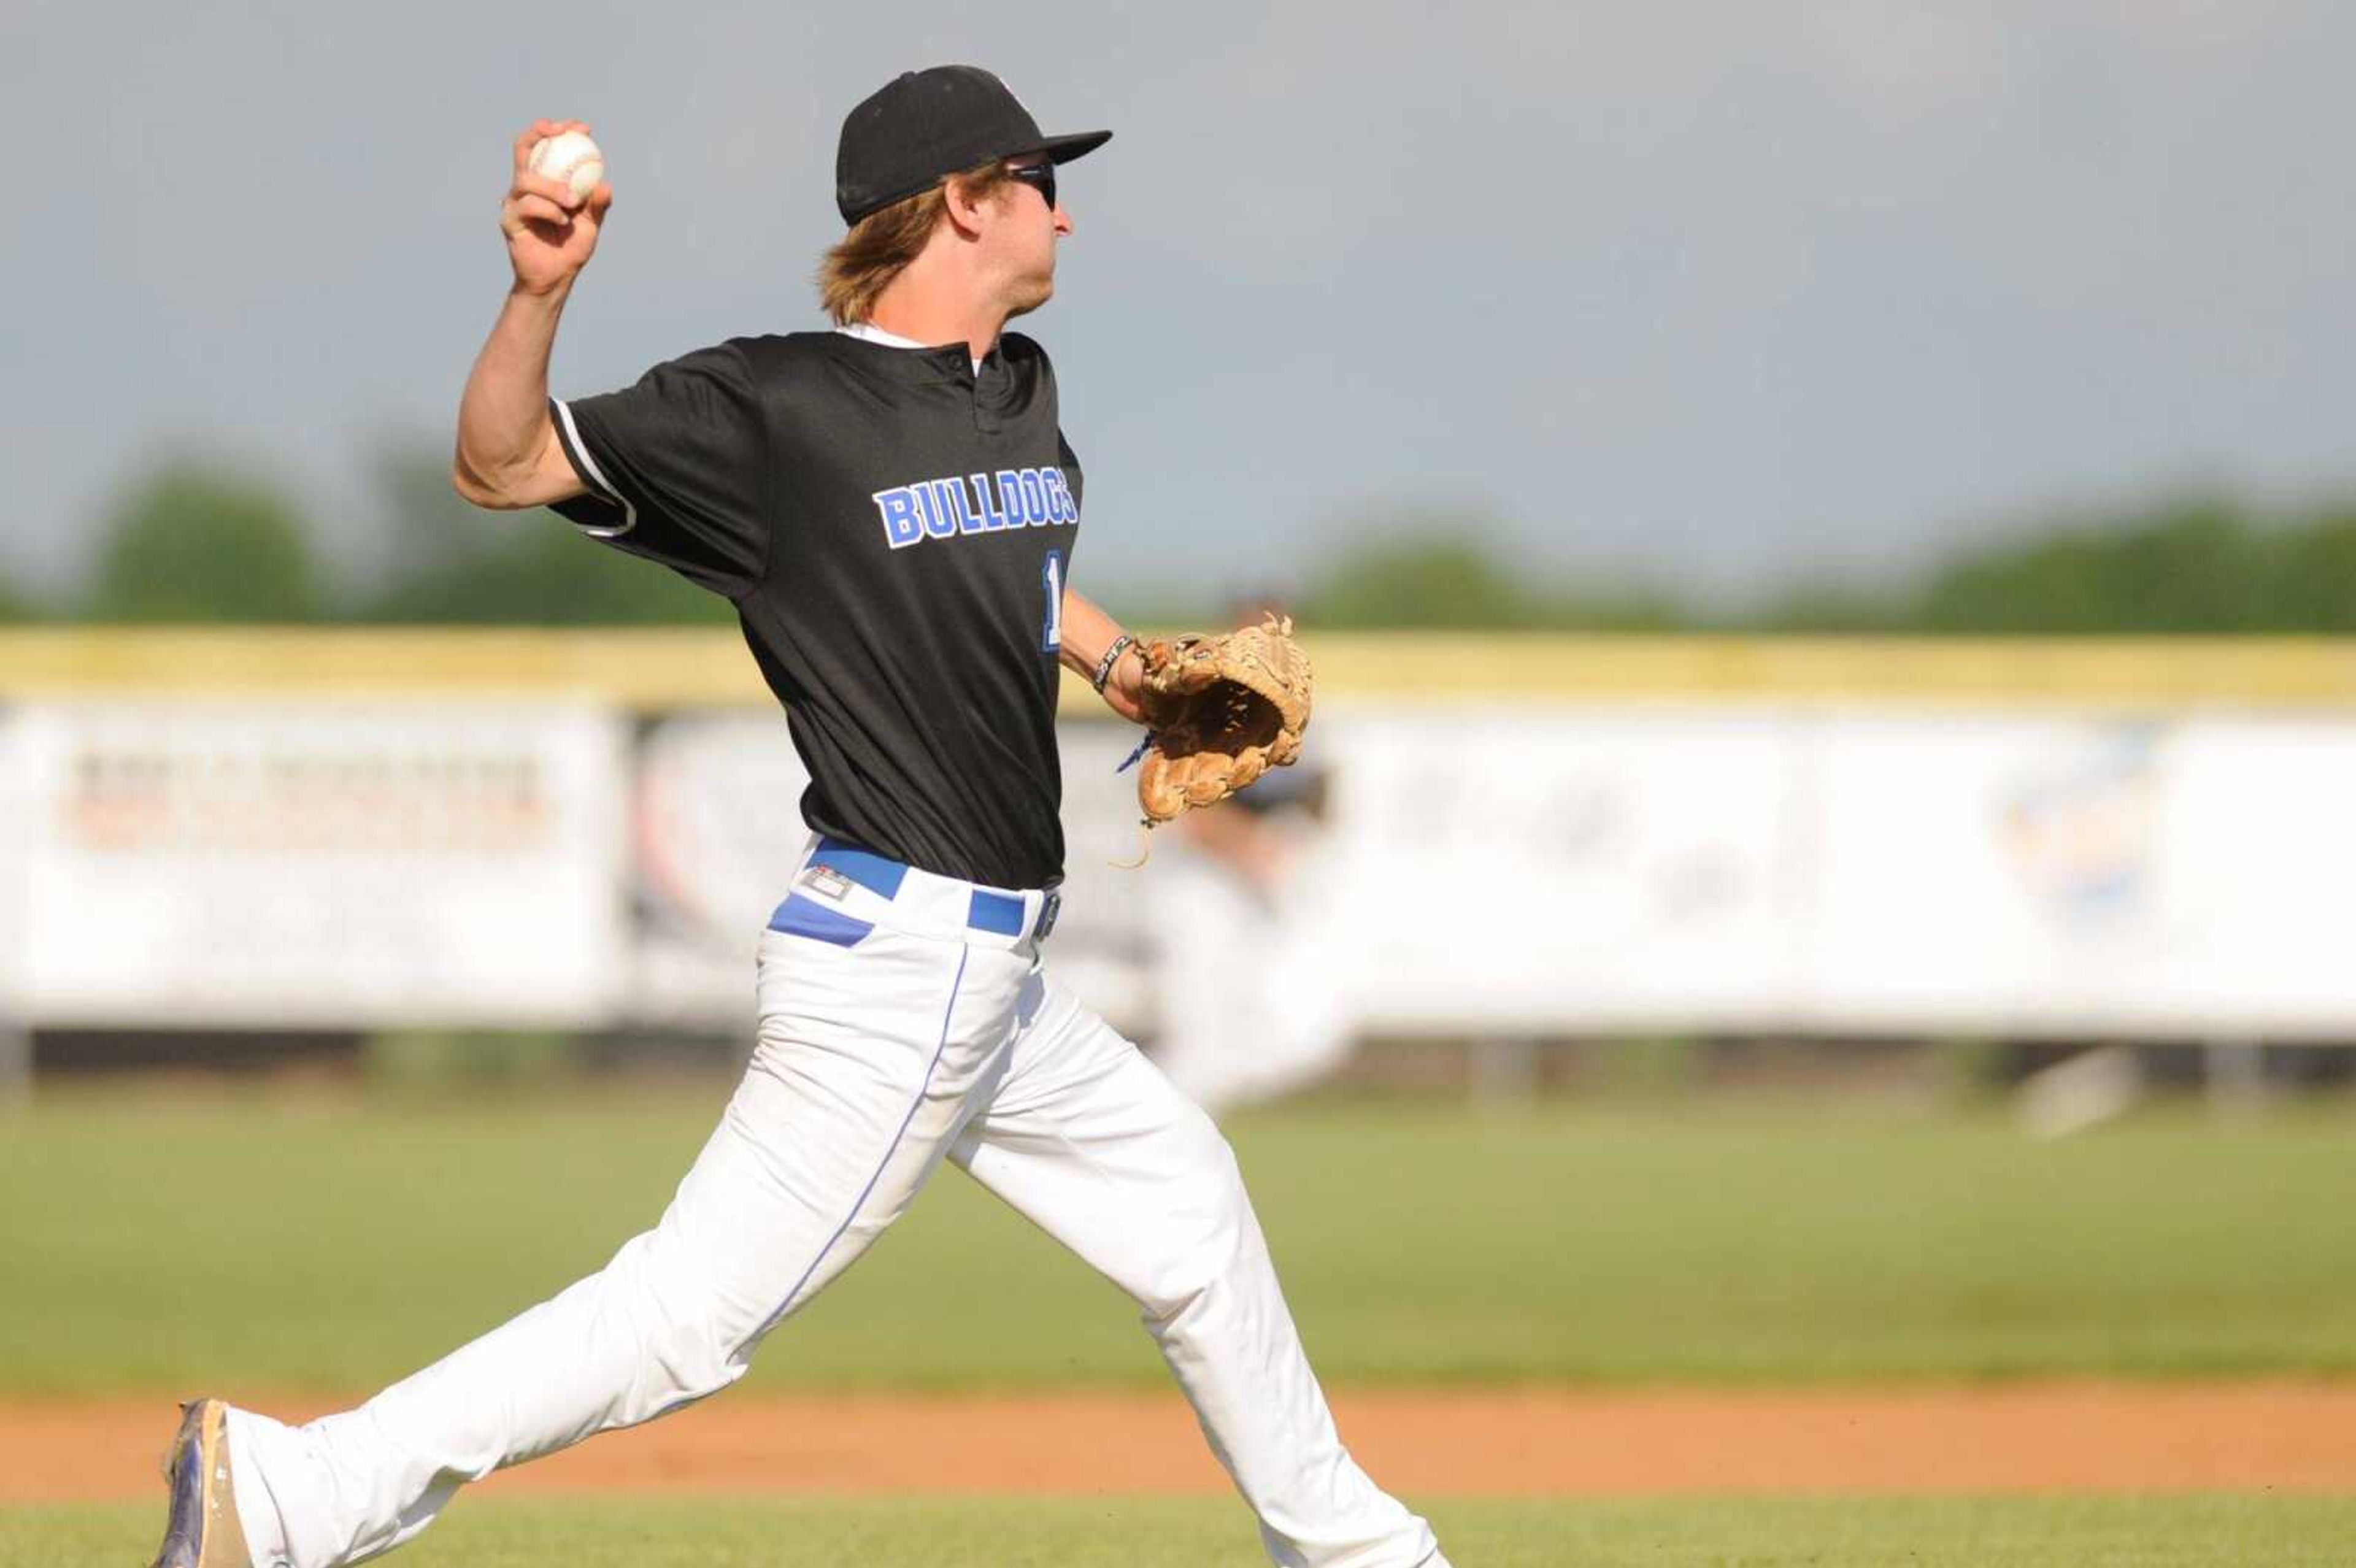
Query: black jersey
550 329 1082 889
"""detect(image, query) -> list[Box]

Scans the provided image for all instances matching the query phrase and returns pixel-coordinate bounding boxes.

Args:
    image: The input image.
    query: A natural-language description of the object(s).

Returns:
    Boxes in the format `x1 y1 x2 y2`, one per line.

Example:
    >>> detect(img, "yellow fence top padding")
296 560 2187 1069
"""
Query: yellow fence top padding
2 628 2354 709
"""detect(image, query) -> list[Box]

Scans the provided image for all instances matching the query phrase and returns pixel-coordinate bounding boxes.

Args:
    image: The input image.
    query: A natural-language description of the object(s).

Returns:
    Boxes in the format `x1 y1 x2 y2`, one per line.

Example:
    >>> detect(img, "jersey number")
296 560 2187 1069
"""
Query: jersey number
1041 550 1064 654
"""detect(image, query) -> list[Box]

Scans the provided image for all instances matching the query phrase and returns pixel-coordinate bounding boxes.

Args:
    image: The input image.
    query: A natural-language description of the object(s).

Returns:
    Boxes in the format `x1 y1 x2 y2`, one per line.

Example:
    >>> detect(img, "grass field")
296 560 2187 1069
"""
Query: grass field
9 1086 2356 1564
14 1493 2356 1567
4 1086 2356 1394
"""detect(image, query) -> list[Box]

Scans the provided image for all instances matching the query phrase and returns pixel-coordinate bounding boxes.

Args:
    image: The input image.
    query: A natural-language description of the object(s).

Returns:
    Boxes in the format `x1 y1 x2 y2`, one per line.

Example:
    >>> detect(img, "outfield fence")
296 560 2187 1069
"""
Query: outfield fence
6 630 2355 1053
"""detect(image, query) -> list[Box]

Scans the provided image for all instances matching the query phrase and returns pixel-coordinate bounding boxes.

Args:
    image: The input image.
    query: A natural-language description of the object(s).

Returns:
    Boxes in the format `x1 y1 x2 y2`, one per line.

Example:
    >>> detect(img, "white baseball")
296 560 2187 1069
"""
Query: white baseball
528 129 606 202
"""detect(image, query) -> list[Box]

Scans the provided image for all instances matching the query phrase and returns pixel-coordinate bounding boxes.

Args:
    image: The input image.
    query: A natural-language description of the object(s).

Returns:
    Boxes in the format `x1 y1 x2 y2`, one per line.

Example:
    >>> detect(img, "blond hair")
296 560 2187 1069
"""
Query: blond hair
818 159 1015 328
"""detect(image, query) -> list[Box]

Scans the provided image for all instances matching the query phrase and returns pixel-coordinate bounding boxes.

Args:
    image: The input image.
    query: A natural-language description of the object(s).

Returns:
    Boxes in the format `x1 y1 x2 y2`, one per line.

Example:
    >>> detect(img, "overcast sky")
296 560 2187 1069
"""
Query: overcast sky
4 0 2348 607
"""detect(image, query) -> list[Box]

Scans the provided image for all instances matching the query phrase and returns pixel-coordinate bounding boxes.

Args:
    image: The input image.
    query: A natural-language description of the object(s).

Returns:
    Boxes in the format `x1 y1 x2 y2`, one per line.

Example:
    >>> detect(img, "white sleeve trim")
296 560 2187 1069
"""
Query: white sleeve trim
553 398 637 539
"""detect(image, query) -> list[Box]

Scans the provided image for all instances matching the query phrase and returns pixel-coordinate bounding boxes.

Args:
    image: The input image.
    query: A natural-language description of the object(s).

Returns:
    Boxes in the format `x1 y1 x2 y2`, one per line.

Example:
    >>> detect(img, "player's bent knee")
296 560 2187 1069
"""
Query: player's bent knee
1161 1094 1239 1174
1128 1126 1262 1320
595 1267 770 1417
617 1315 753 1416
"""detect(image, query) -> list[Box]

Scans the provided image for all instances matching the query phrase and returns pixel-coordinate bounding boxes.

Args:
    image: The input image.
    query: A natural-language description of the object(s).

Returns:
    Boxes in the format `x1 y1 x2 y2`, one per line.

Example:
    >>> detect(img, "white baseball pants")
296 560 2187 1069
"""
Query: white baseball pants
220 837 1444 1568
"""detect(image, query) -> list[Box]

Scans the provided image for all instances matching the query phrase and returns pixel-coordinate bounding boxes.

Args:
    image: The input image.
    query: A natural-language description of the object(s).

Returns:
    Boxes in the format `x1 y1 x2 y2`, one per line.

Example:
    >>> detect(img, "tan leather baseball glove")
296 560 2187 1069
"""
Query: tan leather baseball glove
1131 615 1314 826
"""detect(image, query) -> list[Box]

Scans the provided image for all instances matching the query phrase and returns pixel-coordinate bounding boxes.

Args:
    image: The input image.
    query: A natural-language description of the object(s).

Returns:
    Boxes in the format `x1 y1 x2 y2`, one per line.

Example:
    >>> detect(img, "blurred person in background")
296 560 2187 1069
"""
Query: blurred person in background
1150 750 1354 1115
1149 595 1355 1115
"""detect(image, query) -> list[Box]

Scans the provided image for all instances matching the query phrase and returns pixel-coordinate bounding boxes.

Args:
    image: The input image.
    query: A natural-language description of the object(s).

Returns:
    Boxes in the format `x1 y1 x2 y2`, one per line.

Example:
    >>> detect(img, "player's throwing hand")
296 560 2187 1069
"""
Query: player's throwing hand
501 118 612 296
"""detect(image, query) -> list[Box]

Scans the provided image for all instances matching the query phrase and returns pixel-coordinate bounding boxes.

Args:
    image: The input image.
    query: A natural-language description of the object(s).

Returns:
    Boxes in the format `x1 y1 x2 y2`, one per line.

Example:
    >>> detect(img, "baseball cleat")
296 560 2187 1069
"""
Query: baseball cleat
150 1398 253 1568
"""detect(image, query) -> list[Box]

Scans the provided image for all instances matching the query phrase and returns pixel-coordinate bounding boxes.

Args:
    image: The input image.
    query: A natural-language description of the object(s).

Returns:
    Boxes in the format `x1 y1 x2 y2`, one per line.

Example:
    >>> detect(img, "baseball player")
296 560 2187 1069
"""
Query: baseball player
149 66 1450 1568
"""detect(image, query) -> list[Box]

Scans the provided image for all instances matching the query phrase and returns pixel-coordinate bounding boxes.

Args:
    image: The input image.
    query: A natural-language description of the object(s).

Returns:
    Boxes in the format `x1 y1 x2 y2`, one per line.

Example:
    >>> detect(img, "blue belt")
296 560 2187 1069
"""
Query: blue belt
771 837 1060 947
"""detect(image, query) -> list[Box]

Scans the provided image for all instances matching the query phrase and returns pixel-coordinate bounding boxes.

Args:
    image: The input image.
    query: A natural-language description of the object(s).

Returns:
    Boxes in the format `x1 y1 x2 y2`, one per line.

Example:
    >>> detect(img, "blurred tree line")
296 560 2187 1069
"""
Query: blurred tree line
7 453 2355 634
6 452 726 629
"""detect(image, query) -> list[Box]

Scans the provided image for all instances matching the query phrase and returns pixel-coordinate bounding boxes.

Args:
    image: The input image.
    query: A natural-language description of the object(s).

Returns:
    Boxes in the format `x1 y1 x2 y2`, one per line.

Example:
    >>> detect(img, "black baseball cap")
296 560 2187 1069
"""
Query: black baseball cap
836 65 1111 226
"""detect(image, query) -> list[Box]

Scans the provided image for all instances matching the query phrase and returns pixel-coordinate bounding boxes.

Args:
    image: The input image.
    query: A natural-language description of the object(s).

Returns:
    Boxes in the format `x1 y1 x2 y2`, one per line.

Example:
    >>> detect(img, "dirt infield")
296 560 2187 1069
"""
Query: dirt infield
7 1382 2355 1504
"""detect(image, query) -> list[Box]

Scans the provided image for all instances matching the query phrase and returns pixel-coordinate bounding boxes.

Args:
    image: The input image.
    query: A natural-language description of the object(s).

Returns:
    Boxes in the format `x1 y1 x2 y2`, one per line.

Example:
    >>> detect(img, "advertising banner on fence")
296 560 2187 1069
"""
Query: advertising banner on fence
1317 705 1809 1031
1811 715 2356 1036
7 698 2356 1041
0 703 628 1028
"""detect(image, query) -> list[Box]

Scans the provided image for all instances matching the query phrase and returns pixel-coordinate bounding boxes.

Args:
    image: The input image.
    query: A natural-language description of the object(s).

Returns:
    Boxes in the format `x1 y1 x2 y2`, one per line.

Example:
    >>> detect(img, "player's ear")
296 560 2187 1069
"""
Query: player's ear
941 174 993 240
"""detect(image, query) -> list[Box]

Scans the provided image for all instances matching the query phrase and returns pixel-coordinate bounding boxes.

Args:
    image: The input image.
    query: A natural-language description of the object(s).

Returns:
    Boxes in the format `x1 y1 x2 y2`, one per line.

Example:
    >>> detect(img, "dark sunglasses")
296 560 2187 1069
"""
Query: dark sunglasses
1004 159 1057 212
